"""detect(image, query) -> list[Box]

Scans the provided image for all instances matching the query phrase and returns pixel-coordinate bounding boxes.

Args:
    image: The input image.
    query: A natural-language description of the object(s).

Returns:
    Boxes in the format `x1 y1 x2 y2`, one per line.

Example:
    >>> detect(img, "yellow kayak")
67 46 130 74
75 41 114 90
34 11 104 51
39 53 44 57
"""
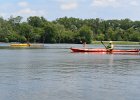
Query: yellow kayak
10 43 30 47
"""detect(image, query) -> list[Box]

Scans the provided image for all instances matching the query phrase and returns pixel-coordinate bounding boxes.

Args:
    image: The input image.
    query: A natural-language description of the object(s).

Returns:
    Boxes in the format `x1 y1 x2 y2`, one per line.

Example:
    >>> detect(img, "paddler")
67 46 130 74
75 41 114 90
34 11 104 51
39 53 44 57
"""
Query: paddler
106 41 114 51
83 41 86 48
80 40 87 48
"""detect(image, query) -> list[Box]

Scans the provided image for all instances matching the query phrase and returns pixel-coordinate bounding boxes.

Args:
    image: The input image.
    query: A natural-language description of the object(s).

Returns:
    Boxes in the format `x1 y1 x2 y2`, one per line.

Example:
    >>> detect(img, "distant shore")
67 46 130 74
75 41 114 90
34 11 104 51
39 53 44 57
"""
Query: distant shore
0 41 140 45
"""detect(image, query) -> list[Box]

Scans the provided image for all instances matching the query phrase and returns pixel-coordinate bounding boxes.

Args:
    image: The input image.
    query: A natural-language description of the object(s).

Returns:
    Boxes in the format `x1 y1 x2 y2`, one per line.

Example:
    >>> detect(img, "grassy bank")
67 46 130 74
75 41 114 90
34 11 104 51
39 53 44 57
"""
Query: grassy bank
92 41 140 45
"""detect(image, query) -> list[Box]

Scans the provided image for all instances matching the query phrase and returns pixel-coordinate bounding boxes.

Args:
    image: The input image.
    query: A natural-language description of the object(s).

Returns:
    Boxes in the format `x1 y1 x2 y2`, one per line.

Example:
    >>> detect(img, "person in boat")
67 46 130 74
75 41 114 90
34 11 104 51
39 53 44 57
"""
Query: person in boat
106 41 114 51
80 40 87 48
83 42 86 48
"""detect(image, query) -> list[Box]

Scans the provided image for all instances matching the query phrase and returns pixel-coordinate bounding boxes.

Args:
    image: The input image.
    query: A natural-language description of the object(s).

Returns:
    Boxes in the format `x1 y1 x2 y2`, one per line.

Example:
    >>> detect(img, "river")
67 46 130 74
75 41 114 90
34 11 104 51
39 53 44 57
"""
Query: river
0 43 140 100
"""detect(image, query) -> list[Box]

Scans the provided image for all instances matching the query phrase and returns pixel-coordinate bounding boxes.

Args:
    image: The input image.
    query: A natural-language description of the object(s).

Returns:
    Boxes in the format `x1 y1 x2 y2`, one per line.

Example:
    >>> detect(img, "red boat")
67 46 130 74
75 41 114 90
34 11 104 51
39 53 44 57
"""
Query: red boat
70 48 140 53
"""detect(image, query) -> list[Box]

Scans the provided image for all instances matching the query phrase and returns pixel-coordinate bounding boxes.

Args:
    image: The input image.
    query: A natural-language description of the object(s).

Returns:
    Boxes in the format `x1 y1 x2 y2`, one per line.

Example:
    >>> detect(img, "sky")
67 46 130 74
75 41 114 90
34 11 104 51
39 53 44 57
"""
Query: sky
0 0 140 21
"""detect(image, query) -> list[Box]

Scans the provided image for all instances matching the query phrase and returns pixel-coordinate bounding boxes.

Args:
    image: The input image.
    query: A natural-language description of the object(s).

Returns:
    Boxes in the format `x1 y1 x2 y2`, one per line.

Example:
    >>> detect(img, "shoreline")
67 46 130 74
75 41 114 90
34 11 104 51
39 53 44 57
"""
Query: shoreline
0 41 140 45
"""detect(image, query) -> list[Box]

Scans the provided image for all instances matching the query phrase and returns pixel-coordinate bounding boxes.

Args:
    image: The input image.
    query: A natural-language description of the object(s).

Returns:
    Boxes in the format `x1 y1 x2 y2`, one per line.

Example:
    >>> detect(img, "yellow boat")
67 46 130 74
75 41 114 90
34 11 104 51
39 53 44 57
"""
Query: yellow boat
10 43 30 47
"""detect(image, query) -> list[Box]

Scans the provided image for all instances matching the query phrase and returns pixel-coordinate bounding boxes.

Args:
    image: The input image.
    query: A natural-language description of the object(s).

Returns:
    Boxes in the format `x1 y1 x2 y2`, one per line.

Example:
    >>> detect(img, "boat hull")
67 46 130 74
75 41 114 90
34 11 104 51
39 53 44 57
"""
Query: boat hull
71 48 140 53
10 43 30 47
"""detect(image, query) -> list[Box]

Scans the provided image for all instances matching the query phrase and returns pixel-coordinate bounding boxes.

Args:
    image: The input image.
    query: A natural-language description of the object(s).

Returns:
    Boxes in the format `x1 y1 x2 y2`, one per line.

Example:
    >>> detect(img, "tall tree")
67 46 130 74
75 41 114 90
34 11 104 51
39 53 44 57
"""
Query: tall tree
78 25 93 43
19 22 33 43
27 16 45 27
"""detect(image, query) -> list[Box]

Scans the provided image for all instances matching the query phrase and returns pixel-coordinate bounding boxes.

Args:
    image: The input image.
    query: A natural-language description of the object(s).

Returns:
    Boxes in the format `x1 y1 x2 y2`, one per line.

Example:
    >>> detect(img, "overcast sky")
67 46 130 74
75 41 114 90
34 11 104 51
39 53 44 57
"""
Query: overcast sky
0 0 140 21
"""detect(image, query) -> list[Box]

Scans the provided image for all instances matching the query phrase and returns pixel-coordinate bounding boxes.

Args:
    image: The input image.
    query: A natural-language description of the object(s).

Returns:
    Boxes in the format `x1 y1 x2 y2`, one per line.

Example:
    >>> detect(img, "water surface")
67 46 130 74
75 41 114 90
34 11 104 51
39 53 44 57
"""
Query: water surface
0 44 140 100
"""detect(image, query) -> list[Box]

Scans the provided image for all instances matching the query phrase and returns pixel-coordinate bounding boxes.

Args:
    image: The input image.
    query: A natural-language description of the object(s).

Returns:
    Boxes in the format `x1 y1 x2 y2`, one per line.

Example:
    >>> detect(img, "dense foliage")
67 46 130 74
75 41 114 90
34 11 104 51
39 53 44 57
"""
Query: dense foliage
0 16 140 43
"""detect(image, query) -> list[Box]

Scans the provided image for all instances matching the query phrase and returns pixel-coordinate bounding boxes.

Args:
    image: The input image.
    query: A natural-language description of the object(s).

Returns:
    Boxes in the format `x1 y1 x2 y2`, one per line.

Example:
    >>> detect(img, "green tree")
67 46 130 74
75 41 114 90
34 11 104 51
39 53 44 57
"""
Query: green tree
27 16 46 27
78 25 93 43
31 27 44 43
96 33 105 41
19 22 33 43
129 31 140 41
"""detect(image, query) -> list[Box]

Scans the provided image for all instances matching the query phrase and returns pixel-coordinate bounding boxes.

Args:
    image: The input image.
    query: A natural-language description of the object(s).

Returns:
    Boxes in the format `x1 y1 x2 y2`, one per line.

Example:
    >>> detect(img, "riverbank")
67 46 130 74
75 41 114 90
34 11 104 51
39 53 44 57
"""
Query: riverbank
0 41 140 45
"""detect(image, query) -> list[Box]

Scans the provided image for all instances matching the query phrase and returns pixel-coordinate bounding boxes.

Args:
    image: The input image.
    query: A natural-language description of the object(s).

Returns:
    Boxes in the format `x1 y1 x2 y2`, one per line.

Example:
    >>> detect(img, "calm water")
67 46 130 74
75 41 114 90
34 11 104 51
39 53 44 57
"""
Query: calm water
0 44 140 100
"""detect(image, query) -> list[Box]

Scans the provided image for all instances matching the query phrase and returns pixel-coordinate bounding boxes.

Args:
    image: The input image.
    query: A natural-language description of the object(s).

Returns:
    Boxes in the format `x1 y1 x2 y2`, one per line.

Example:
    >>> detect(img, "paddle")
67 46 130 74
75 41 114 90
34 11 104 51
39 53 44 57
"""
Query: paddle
101 41 107 49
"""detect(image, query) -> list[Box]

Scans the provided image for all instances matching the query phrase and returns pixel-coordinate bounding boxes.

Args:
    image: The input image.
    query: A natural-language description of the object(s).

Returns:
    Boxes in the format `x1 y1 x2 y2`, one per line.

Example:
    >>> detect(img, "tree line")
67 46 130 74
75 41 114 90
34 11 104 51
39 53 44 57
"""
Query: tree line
0 16 140 43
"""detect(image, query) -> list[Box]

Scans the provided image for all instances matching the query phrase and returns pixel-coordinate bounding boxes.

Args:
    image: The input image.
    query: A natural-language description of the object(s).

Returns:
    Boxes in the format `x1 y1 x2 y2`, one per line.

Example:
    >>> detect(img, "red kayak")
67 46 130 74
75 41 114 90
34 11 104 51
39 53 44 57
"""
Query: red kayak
71 48 140 53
